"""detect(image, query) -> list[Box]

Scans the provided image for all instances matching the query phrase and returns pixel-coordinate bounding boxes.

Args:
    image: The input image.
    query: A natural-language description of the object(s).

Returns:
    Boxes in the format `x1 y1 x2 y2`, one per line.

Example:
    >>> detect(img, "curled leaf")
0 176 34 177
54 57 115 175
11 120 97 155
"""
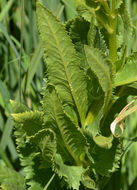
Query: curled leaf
110 98 137 137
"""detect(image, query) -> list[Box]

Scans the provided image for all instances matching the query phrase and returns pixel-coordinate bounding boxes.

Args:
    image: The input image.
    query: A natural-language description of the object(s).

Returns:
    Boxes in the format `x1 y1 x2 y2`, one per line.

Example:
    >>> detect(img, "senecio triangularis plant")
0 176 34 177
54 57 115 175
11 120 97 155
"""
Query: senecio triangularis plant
10 0 137 189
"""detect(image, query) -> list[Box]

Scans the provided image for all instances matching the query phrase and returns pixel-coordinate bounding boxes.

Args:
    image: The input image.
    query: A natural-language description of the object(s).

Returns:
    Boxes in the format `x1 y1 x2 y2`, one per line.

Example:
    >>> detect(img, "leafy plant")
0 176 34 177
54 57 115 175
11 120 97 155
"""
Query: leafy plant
10 0 137 189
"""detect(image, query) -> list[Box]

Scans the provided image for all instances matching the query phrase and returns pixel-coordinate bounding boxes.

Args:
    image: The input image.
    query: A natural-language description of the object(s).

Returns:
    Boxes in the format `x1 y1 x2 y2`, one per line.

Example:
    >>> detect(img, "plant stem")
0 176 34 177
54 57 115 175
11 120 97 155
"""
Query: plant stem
109 0 117 63
109 19 117 63
43 174 55 190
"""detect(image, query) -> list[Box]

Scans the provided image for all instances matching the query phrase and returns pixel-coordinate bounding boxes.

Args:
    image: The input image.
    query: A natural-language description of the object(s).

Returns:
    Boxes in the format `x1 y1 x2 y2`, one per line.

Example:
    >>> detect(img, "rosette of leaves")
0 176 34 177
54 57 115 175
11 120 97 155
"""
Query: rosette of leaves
11 1 137 190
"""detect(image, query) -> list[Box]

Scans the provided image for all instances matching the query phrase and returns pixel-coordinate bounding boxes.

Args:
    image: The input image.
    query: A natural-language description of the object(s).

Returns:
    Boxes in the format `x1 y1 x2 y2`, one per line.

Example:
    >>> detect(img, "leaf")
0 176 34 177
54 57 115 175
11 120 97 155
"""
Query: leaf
116 0 123 9
81 168 96 189
0 0 14 22
12 111 43 136
66 17 100 106
37 3 89 126
66 17 108 120
10 100 30 113
114 46 127 72
25 43 43 91
26 159 57 190
110 98 137 137
74 0 100 23
0 79 10 110
74 0 113 33
53 154 86 190
74 0 93 22
87 19 95 46
93 135 113 149
127 82 137 90
91 139 122 176
76 4 92 22
74 0 98 10
93 29 108 54
29 129 57 163
83 46 113 136
43 86 89 165
84 45 113 114
0 166 25 190
114 53 137 87
66 16 90 68
13 110 56 190
84 99 104 136
0 22 19 58
119 83 137 97
0 117 13 151
119 3 133 35
43 86 78 163
88 22 108 53
62 0 77 19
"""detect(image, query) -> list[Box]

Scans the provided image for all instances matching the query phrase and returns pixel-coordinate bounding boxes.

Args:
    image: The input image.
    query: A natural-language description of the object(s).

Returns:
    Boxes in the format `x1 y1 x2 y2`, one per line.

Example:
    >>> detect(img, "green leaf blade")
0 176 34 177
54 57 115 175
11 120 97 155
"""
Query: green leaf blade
29 128 57 163
114 53 137 87
43 87 89 165
84 45 113 113
53 154 86 190
12 111 43 136
37 3 89 125
119 3 133 35
91 139 122 177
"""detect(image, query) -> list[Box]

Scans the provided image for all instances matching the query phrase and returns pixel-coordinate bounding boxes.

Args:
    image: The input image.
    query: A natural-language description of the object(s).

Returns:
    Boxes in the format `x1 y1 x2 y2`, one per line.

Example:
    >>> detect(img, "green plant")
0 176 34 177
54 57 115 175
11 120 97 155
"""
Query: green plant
0 0 68 174
9 0 137 190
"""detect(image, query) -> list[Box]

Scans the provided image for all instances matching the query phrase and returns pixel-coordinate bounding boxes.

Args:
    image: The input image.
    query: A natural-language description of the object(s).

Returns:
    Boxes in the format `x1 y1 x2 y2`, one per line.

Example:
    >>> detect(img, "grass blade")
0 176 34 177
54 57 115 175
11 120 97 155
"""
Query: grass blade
0 0 14 22
0 118 13 151
25 43 43 92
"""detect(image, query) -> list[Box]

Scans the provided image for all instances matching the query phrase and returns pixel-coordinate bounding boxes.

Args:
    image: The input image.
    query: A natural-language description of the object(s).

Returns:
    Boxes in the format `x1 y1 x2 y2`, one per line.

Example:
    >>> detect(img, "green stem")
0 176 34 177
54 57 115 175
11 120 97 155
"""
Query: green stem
43 174 55 190
109 0 117 63
109 20 117 63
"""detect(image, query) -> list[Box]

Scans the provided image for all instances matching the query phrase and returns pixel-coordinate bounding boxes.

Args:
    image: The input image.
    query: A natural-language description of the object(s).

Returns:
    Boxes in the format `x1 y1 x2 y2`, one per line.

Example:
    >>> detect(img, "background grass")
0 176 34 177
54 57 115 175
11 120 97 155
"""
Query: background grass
0 0 137 189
